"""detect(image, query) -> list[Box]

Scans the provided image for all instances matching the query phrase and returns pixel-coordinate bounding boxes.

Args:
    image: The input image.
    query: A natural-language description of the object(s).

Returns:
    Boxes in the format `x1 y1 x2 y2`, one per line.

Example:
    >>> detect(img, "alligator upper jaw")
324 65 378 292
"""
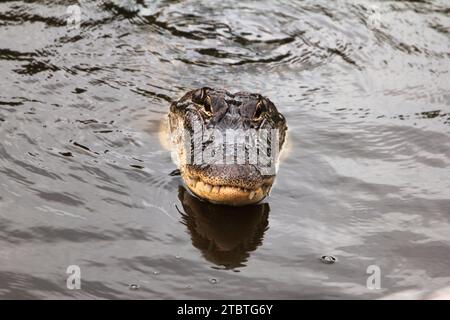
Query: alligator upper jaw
183 174 273 206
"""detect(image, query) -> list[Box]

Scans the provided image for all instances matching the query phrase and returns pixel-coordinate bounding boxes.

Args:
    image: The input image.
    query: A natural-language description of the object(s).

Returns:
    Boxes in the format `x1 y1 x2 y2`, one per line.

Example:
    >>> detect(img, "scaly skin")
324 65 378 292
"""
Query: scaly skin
168 87 287 206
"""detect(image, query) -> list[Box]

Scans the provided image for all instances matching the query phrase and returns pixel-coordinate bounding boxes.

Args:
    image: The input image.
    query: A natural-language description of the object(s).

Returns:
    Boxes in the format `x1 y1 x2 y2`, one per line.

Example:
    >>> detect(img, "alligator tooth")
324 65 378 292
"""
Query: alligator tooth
212 186 220 193
249 191 256 200
191 177 198 187
205 184 213 193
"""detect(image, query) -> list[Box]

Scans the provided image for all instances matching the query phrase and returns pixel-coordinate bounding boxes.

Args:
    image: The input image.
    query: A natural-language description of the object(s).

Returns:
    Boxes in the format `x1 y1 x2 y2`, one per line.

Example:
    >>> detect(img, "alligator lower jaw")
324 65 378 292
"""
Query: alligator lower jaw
183 175 272 206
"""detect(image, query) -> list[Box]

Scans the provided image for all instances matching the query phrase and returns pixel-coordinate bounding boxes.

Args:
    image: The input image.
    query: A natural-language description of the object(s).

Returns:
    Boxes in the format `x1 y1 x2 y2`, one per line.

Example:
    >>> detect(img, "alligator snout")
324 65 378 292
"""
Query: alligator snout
183 164 275 206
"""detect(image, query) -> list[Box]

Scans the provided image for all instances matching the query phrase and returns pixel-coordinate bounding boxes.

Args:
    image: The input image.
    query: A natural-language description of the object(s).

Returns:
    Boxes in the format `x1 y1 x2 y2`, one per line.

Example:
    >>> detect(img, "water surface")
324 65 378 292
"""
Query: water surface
0 0 449 299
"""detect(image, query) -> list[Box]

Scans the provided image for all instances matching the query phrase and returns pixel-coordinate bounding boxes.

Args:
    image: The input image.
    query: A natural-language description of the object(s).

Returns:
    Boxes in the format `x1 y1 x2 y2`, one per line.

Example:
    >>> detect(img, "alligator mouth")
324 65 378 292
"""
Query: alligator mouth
183 174 274 206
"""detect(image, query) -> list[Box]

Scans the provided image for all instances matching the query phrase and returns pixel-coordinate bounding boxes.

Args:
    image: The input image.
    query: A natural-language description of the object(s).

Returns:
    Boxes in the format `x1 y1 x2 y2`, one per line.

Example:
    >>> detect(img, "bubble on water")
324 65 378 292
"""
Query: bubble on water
175 255 181 259
153 271 160 275
209 278 218 284
320 255 337 264
128 284 140 290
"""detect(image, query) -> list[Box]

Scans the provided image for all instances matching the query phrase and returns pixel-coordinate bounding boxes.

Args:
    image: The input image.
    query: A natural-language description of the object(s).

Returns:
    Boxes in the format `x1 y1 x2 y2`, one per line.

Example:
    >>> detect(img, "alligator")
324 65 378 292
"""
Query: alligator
178 186 269 268
168 87 287 206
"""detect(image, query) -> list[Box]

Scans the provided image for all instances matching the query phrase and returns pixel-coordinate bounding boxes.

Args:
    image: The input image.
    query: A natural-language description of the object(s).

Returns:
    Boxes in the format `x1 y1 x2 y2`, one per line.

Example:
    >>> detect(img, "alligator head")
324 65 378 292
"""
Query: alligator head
168 87 287 206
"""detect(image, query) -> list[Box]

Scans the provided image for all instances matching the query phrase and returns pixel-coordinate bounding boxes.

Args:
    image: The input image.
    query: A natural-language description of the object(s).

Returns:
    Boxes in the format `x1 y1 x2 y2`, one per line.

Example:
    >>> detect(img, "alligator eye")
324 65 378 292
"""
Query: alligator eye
192 88 207 104
254 101 263 119
204 95 213 114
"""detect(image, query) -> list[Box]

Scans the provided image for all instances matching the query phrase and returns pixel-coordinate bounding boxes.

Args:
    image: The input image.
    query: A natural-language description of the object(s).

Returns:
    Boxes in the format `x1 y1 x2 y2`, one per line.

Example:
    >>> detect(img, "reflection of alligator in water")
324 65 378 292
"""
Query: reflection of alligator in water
177 186 270 269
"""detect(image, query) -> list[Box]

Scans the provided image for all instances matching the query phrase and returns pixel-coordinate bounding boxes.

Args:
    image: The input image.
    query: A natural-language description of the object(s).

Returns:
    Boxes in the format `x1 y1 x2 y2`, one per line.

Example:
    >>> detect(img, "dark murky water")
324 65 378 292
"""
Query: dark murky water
0 0 449 299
